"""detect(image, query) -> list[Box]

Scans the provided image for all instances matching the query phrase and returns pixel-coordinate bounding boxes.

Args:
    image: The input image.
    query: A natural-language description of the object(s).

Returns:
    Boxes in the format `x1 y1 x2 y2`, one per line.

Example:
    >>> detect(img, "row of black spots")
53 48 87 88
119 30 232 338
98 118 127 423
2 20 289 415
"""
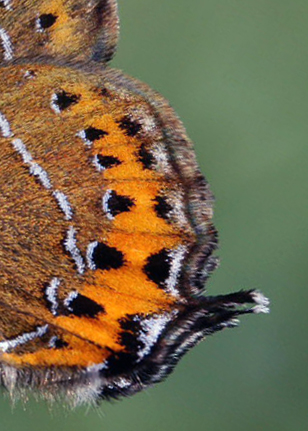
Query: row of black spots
117 115 141 137
36 13 58 30
103 187 175 224
51 90 80 113
87 241 125 271
105 188 174 225
102 190 135 219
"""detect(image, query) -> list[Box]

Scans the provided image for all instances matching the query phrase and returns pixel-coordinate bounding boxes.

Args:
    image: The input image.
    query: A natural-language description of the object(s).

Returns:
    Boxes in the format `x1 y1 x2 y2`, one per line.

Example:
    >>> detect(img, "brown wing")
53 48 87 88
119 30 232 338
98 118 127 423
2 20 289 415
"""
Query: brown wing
0 61 268 405
0 0 118 63
0 62 194 366
0 1 268 406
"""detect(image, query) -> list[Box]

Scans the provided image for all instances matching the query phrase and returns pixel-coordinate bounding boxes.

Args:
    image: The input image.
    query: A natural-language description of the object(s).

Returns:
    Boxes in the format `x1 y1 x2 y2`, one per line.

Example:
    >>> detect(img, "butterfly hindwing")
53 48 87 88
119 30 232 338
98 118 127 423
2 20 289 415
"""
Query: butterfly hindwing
0 0 269 405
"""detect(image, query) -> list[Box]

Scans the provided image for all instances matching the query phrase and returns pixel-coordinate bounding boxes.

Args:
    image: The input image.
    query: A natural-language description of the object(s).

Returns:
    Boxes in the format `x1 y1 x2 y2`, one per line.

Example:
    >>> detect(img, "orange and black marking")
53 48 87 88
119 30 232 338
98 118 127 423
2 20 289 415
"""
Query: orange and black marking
0 0 269 406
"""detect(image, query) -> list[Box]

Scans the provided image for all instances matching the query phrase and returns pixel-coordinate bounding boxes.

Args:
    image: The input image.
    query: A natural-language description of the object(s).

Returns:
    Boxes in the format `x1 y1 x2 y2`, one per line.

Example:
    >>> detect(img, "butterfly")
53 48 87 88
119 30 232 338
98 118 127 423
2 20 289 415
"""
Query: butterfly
0 0 269 406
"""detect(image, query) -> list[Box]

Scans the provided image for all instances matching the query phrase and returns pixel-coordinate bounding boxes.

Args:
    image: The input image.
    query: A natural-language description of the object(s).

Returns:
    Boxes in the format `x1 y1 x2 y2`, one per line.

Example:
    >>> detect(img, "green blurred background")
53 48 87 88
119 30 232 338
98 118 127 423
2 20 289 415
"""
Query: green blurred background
2 0 307 429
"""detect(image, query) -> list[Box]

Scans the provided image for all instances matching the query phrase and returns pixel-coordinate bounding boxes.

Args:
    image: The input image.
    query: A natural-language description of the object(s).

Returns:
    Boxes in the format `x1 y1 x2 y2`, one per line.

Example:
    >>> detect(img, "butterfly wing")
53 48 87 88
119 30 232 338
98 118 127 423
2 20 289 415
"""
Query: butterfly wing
0 0 269 406
0 0 119 63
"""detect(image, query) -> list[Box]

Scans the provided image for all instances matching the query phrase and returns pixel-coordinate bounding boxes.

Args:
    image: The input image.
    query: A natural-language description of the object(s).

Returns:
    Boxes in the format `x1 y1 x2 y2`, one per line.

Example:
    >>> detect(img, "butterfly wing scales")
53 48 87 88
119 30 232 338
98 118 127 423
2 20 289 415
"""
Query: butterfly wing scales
0 0 118 63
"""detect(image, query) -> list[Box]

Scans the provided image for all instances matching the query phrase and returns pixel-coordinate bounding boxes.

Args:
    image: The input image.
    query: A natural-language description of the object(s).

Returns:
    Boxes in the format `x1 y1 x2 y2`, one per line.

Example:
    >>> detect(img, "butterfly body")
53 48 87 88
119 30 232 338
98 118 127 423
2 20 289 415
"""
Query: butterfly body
0 1 268 405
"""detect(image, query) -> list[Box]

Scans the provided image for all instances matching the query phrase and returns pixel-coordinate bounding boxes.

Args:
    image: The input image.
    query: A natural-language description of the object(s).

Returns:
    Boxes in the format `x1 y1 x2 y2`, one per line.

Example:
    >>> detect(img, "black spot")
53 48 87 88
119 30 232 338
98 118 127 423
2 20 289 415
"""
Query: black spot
118 116 141 137
91 242 124 271
119 315 144 351
137 144 155 169
119 314 142 332
105 191 135 218
38 13 58 29
53 90 80 111
84 127 108 142
67 293 105 318
120 331 144 352
96 154 121 169
52 338 68 349
143 249 171 286
105 351 137 377
100 87 111 98
154 196 172 220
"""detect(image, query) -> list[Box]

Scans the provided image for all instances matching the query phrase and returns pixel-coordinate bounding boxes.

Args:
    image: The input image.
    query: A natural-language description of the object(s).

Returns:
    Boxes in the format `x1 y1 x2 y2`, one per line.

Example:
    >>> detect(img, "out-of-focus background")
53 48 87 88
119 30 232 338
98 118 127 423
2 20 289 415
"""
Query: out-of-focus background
2 0 307 430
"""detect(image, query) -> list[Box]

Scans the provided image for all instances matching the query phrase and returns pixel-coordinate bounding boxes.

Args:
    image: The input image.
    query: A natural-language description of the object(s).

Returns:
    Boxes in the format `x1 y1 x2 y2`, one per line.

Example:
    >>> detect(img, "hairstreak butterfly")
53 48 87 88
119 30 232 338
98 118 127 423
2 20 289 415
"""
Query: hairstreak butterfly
0 0 269 406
